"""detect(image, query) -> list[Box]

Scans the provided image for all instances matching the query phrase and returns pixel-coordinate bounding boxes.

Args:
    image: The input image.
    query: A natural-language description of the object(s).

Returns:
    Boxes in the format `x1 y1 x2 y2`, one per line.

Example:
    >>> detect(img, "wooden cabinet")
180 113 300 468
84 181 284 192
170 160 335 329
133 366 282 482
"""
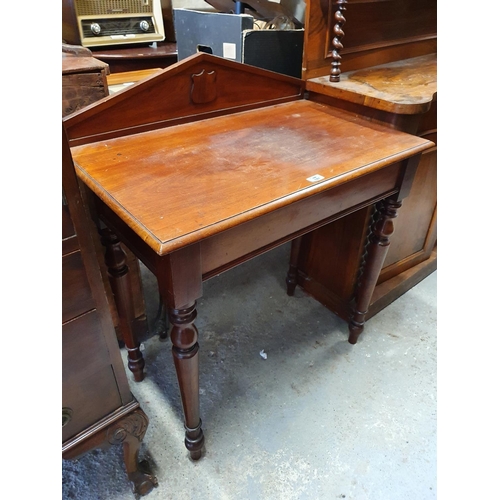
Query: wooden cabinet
62 125 158 496
294 0 437 322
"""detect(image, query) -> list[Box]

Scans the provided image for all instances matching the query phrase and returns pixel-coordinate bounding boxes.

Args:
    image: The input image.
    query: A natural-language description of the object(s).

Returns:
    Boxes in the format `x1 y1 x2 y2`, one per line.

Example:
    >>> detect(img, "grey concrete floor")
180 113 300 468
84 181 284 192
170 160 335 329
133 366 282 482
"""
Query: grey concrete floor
62 242 437 500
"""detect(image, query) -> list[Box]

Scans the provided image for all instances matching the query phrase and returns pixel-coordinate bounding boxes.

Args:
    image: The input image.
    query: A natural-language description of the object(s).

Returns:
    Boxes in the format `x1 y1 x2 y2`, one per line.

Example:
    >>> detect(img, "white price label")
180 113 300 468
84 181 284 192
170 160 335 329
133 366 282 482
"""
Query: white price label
307 174 325 182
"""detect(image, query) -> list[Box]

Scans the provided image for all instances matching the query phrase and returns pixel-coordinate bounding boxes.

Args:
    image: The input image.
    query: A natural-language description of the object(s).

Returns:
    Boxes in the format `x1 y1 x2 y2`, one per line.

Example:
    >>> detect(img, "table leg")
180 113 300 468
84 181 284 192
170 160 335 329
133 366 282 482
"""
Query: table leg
348 197 402 344
100 227 145 381
168 301 205 460
286 236 303 296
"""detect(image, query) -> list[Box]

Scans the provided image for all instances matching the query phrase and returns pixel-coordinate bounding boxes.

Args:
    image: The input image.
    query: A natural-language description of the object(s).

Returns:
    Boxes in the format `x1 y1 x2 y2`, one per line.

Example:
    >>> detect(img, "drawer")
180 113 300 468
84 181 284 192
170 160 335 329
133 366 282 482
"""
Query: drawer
62 310 122 442
62 363 122 442
62 250 95 322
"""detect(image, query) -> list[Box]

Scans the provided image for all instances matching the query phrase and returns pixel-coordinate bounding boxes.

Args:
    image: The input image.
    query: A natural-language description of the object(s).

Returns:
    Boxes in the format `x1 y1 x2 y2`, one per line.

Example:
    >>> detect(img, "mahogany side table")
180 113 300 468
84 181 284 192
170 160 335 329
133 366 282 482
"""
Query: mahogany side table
64 53 433 459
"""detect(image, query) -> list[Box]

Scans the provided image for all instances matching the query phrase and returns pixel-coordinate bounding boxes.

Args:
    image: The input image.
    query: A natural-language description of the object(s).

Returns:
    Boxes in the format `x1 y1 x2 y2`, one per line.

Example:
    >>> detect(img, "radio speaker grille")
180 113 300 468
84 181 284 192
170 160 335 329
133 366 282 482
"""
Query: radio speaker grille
75 0 154 16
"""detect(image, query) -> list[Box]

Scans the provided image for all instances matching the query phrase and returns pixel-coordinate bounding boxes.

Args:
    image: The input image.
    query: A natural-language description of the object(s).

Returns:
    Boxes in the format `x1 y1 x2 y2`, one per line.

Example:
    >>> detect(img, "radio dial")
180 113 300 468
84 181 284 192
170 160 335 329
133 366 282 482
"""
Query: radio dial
90 23 101 35
139 20 150 32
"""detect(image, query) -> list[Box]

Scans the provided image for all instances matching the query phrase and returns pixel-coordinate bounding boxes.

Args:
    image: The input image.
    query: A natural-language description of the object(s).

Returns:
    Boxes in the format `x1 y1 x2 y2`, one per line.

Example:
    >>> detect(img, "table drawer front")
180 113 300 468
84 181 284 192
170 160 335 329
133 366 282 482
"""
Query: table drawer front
62 250 95 322
62 310 122 442
201 163 401 276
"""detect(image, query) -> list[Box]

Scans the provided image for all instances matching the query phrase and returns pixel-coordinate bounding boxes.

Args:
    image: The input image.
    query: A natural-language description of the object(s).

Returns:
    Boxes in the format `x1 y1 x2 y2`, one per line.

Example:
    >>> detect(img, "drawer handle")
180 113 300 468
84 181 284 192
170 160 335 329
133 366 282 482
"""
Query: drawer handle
62 407 73 427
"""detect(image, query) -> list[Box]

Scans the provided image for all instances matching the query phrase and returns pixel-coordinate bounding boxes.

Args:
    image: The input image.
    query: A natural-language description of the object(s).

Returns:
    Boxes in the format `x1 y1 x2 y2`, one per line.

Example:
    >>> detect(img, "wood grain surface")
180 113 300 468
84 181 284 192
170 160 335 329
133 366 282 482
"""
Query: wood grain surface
306 54 437 114
72 100 431 255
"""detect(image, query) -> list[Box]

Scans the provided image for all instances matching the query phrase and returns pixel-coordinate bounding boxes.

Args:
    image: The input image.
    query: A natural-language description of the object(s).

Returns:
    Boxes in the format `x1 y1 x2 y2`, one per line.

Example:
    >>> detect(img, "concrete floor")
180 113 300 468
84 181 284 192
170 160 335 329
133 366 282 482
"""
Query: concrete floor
62 242 437 500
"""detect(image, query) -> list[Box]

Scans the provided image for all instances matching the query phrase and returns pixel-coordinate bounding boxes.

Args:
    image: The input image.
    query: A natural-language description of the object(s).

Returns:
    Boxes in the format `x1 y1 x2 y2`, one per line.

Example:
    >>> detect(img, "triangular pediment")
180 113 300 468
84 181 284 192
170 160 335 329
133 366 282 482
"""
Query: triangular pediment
64 52 304 146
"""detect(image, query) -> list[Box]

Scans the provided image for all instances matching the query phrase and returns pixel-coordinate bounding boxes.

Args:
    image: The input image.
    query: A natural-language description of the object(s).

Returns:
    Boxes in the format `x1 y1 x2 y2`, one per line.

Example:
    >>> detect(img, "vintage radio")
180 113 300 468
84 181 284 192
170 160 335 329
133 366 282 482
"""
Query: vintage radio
62 0 165 48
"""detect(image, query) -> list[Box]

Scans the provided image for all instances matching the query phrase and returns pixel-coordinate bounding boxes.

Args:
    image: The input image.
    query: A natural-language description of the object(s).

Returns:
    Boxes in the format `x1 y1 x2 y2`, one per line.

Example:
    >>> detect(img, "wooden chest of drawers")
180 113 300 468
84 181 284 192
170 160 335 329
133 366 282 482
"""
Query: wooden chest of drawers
62 125 157 496
62 213 123 442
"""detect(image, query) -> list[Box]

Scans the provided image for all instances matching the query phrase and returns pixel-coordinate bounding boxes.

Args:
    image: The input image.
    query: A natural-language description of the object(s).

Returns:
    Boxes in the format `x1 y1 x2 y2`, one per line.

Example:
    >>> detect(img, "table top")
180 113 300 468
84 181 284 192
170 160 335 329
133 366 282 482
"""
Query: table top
307 54 437 115
72 99 431 255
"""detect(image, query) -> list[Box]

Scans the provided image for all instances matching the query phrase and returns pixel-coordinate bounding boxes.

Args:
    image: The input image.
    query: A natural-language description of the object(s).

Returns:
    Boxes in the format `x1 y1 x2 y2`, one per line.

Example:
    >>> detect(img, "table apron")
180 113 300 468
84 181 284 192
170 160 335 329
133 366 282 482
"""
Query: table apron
94 160 403 282
200 162 402 279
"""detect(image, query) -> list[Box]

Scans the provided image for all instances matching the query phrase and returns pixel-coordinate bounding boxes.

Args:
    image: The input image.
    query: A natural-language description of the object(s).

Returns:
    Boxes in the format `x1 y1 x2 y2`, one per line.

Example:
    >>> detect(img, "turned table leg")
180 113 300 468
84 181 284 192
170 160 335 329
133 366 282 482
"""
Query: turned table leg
100 227 145 382
107 408 158 496
286 236 303 296
348 197 402 344
169 301 205 460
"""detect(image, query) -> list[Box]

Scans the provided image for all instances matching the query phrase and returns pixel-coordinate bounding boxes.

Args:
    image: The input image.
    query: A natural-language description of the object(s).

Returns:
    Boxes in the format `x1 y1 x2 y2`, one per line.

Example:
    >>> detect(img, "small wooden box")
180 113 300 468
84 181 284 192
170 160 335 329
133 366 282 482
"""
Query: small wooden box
62 44 110 117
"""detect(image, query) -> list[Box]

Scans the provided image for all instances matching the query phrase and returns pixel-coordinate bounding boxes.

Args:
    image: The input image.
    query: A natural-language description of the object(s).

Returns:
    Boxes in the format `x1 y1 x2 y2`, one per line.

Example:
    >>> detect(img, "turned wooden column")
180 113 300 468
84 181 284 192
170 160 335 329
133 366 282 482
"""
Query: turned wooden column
156 244 204 459
100 227 145 382
169 302 205 459
348 197 401 344
286 236 303 296
330 0 348 82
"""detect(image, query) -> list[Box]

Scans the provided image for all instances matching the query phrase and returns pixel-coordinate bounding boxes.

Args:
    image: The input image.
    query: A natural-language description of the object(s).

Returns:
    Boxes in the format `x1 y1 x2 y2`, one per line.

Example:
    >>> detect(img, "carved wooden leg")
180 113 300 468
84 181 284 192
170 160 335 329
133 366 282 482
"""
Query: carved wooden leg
100 227 145 382
349 198 402 344
286 236 303 296
107 408 158 496
169 302 205 460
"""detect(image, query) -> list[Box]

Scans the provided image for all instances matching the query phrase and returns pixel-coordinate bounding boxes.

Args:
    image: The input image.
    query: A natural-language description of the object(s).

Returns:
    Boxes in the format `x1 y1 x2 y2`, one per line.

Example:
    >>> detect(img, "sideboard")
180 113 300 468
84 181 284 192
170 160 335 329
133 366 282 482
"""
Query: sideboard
289 0 437 323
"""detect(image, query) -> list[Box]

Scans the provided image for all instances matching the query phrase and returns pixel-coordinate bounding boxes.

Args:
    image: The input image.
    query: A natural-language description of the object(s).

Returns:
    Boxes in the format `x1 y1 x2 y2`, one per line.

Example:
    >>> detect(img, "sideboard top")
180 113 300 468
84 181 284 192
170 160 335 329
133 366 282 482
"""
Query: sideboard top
307 54 437 114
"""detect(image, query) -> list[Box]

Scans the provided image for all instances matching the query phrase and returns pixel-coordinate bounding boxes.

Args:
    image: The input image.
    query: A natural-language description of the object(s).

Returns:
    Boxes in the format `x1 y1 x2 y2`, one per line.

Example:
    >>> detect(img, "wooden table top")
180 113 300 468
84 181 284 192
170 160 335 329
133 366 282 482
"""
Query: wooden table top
72 99 431 255
306 54 437 115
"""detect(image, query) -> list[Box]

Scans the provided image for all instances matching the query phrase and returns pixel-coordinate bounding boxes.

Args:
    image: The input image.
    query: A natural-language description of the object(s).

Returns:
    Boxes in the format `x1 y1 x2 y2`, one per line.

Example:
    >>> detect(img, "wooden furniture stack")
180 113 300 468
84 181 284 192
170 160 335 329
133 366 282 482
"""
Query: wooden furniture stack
62 43 150 345
62 125 157 496
289 0 437 324
63 52 433 459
